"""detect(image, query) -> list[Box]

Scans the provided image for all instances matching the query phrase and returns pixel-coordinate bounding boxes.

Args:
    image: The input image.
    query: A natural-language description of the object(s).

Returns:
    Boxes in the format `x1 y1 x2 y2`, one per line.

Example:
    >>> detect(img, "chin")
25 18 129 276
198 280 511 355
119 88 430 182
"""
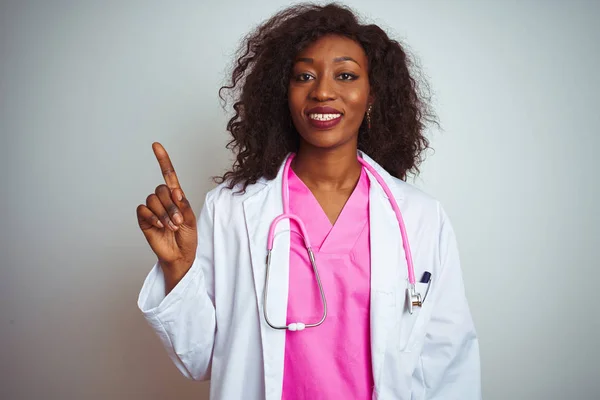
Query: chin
296 120 359 149
302 135 355 151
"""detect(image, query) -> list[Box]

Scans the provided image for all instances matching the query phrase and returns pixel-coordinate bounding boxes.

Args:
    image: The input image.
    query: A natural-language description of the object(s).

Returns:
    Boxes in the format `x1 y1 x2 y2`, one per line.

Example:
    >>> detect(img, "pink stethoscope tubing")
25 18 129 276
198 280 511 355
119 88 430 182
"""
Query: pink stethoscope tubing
264 154 421 332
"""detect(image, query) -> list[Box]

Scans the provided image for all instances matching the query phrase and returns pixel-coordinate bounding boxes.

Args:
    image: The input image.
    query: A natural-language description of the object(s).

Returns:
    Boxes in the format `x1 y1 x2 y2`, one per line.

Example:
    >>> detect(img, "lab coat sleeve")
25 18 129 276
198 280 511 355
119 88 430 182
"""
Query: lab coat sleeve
417 206 482 399
137 194 216 381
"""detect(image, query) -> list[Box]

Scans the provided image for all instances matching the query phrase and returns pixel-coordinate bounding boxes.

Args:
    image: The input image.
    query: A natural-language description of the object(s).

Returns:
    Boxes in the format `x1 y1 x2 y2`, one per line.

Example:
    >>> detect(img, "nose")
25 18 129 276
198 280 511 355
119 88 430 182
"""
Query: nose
310 76 336 102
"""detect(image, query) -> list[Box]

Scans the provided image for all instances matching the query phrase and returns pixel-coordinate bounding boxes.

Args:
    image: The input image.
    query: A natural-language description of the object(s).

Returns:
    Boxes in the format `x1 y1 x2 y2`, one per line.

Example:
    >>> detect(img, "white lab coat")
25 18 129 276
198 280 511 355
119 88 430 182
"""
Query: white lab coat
138 151 481 400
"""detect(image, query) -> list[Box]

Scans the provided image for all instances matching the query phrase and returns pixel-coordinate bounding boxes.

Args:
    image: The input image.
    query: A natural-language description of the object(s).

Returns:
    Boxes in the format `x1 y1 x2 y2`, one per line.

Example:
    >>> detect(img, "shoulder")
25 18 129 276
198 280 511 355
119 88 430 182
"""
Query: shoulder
391 176 458 241
387 176 453 233
388 178 460 268
203 178 271 209
360 151 443 221
392 177 436 204
391 177 441 213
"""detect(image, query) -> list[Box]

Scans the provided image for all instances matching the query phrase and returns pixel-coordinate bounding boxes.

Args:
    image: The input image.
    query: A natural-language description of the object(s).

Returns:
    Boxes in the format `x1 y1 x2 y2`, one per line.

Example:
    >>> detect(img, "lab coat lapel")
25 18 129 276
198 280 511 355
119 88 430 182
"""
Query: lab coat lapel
362 153 407 392
242 157 290 400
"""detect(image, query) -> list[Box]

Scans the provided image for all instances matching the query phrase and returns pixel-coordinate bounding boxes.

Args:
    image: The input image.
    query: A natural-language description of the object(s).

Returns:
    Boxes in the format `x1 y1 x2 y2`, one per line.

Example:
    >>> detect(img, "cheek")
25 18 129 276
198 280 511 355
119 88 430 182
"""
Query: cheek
288 86 304 115
344 88 369 118
347 83 370 104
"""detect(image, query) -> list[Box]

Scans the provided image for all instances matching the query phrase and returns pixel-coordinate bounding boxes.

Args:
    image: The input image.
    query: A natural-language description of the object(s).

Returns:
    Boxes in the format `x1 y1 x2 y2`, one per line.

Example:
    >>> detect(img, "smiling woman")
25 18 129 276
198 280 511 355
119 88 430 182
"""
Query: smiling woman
287 34 374 223
215 3 437 192
136 3 481 400
289 35 371 154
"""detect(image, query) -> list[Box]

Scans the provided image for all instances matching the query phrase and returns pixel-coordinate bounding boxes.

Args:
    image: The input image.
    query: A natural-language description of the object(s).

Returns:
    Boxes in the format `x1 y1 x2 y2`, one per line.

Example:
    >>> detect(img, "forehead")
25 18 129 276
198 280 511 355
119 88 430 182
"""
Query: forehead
295 34 367 64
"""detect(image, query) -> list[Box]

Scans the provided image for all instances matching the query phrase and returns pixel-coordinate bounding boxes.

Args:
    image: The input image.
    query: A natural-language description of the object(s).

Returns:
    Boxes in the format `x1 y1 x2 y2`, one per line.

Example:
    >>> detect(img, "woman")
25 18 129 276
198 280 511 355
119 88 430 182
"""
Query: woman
137 3 481 399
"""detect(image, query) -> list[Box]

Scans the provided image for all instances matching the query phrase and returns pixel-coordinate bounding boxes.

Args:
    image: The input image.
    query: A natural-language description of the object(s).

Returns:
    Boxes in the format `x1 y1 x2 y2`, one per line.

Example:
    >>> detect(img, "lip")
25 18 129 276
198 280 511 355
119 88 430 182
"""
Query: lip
305 106 343 130
306 106 342 115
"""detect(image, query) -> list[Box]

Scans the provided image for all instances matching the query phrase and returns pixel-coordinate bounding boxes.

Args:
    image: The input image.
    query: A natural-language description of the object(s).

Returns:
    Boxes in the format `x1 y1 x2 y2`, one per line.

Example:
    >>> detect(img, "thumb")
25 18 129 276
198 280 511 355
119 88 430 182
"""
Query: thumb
172 188 197 229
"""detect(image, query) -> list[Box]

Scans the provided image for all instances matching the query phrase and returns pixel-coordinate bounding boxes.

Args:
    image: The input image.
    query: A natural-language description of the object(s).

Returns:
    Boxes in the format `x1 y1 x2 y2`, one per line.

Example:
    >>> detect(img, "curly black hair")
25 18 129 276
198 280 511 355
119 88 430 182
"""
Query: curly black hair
216 2 437 191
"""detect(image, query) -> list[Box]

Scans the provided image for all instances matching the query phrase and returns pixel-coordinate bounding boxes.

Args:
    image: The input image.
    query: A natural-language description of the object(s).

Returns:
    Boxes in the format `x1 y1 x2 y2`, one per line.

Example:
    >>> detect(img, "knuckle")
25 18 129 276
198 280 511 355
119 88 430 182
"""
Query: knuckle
162 168 175 177
167 204 180 215
159 212 170 222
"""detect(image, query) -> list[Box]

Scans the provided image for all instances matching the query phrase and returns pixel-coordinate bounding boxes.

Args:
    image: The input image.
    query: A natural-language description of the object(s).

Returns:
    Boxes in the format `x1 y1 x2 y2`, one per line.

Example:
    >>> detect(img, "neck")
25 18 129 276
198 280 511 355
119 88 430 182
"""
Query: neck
291 142 361 191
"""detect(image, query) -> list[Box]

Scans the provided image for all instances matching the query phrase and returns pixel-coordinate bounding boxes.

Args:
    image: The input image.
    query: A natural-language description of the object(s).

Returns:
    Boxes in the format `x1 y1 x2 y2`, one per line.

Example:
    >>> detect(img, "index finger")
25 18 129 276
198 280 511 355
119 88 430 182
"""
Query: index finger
152 142 181 190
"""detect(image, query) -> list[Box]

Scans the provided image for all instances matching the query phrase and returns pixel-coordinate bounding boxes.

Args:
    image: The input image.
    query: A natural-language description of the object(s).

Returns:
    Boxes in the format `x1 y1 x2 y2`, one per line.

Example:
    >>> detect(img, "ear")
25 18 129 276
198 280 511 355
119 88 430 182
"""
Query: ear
368 92 375 107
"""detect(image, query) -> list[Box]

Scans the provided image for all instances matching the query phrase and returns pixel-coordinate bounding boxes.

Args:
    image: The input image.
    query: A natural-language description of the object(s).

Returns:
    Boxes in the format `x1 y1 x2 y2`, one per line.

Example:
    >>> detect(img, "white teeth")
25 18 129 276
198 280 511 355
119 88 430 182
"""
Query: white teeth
308 113 341 121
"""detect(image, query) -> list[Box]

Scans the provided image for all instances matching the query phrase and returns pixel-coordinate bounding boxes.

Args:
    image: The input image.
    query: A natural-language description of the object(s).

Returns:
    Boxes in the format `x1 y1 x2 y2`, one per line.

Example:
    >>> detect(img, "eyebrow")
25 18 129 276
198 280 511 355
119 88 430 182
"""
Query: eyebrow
295 56 361 66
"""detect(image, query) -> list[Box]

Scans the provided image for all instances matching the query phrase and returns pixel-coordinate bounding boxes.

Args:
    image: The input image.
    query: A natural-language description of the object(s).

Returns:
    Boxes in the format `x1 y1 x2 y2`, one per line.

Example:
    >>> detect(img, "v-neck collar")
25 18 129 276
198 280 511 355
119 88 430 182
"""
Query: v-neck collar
288 166 370 254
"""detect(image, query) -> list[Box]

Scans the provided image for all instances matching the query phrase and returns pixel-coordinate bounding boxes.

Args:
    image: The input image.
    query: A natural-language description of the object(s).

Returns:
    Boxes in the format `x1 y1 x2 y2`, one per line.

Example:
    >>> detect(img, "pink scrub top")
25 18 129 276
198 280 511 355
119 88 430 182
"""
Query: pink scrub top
282 166 373 400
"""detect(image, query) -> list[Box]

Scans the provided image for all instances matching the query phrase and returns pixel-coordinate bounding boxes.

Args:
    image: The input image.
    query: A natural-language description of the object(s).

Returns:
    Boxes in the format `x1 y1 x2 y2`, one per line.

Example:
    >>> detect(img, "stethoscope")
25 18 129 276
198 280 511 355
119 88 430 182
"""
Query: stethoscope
264 153 425 332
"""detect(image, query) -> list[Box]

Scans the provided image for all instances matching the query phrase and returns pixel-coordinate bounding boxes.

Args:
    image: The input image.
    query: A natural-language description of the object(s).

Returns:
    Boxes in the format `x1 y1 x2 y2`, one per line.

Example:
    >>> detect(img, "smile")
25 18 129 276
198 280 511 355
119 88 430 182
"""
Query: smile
305 106 344 130
308 113 342 121
307 113 342 129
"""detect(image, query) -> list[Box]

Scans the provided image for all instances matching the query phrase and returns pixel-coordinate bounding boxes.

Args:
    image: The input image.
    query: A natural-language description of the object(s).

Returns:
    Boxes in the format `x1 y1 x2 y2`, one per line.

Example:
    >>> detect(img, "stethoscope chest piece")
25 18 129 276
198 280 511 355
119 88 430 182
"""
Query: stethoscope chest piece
407 284 423 315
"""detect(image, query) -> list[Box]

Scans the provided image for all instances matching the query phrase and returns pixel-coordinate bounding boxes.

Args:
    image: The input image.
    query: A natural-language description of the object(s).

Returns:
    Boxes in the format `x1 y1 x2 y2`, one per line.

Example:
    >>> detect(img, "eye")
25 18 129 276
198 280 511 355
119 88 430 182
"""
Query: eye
294 73 314 82
338 72 358 81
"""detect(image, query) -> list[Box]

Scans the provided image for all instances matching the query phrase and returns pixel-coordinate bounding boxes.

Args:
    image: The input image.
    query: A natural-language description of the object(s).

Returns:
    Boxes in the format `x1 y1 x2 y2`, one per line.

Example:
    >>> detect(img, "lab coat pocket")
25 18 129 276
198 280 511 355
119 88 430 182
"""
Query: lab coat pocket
399 282 432 353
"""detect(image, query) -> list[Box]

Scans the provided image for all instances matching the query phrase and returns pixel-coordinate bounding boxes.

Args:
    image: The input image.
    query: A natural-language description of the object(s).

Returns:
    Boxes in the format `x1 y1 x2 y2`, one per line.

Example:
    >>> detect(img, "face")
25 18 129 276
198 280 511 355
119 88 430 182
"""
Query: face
288 34 372 151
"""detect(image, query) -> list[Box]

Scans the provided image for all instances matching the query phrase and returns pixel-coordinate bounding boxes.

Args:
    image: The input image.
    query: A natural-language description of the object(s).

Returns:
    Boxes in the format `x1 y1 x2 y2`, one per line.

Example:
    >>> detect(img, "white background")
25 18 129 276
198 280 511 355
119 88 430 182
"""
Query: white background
1 0 599 399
